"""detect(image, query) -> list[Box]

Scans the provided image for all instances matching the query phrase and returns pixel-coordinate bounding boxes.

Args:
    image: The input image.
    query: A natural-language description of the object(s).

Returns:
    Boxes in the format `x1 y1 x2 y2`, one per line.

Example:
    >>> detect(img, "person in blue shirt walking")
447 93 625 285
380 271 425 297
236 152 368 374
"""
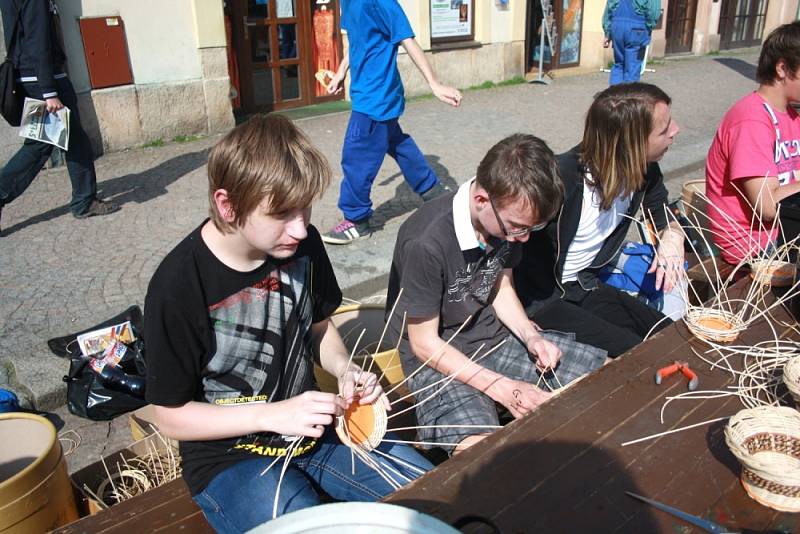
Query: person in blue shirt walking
602 0 661 85
322 0 462 245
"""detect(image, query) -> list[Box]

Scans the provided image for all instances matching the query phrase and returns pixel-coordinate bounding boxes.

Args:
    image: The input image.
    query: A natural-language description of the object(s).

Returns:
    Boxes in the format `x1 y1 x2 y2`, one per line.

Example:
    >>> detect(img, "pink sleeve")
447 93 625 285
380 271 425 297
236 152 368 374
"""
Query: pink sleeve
726 119 778 182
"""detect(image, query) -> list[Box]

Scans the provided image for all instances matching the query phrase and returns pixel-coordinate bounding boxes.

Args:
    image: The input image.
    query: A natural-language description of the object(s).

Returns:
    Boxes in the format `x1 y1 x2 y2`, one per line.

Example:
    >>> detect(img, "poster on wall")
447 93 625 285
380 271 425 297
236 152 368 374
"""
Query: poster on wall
430 0 473 41
559 0 583 66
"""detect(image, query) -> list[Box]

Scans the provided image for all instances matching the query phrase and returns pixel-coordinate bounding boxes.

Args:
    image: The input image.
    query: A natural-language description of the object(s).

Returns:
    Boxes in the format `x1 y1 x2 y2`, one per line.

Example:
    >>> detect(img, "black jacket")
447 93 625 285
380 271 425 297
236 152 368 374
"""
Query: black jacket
514 145 670 308
0 0 66 97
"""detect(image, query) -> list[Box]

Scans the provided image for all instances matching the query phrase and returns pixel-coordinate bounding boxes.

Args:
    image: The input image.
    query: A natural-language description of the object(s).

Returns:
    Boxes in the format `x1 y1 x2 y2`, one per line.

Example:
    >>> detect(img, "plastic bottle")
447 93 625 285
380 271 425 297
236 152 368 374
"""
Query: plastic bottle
96 364 146 398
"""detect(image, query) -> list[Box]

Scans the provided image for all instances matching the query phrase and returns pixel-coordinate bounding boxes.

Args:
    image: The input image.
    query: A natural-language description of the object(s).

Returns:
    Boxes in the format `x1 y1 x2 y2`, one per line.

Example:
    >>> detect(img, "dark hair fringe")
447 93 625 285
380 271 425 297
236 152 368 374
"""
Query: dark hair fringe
206 114 332 232
757 21 800 85
475 133 563 223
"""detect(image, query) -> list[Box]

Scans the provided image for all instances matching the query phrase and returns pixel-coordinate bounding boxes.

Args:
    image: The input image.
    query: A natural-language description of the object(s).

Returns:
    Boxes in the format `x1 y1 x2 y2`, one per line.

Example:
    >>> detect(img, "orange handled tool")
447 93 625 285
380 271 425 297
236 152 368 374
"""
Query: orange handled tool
655 360 699 391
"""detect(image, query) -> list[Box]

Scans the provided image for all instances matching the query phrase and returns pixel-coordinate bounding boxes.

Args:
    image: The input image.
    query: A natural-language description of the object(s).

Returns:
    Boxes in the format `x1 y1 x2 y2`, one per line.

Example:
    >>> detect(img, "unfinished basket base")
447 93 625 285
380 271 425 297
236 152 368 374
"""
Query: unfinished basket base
335 394 388 452
685 308 744 344
749 260 796 288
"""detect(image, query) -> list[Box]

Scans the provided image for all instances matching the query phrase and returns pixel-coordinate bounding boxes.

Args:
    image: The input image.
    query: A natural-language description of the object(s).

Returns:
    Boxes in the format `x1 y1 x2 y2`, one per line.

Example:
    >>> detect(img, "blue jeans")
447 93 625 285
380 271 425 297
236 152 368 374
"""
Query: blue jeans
339 111 439 222
193 430 433 533
609 19 651 85
0 77 97 215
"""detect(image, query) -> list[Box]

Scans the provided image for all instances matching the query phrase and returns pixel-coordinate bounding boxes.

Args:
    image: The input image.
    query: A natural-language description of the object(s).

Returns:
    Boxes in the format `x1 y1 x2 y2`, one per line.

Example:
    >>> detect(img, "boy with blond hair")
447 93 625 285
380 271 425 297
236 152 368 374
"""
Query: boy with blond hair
144 114 430 532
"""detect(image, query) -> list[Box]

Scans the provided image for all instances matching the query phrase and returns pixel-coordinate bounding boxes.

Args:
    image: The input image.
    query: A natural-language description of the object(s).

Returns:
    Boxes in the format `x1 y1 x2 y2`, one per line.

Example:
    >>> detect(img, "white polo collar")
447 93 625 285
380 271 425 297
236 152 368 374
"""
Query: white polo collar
453 178 481 252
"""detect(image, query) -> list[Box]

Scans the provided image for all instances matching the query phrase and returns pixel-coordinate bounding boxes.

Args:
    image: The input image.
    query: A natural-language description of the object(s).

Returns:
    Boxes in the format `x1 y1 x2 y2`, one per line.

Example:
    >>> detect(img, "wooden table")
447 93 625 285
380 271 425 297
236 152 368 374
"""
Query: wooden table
385 283 800 533
58 280 799 533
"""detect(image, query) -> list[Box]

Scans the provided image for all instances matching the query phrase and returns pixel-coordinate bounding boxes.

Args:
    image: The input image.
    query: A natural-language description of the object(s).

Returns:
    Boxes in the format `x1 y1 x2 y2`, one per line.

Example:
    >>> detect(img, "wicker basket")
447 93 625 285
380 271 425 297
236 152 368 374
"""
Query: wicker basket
749 259 796 288
724 406 800 512
685 307 745 344
335 394 388 452
784 355 800 405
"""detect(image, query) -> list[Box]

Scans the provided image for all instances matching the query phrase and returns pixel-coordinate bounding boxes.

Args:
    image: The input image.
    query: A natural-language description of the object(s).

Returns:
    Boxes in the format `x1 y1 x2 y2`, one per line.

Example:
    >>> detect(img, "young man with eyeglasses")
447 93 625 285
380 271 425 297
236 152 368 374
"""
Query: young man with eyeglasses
385 134 606 455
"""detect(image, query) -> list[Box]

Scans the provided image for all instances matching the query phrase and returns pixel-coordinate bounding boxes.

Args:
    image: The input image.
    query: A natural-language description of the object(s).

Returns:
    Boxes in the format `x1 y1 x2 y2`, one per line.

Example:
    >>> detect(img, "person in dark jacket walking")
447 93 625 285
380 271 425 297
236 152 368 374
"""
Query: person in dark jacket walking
0 0 118 233
514 83 683 357
602 0 661 85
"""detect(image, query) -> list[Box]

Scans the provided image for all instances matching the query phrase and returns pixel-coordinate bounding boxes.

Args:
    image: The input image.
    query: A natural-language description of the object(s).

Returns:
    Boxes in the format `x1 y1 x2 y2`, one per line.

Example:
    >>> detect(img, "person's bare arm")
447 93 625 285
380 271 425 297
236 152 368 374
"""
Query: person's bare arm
740 175 800 223
153 391 344 442
491 269 561 369
407 314 551 418
648 221 685 292
327 55 350 95
154 318 394 442
400 37 462 107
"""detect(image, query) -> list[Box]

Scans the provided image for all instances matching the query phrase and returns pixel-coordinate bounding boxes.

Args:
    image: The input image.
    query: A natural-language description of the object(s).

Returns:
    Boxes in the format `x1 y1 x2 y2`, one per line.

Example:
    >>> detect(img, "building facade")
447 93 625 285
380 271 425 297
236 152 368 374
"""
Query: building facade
1 1 797 156
529 0 799 76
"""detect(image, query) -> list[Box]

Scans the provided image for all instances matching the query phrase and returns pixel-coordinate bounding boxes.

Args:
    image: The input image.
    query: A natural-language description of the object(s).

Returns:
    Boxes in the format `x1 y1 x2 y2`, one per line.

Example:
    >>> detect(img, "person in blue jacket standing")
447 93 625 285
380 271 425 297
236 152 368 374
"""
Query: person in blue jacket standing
602 0 661 85
322 0 462 245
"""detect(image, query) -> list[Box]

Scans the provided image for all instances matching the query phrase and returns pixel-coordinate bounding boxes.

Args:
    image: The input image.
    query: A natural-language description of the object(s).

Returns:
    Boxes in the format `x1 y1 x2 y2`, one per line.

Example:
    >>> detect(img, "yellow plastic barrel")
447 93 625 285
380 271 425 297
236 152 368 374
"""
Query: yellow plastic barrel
315 304 407 395
0 413 79 533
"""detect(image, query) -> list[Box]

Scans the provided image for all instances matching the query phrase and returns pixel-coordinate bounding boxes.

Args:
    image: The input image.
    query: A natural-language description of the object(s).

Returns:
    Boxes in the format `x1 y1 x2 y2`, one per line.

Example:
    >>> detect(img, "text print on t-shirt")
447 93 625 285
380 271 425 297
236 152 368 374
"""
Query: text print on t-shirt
447 244 512 305
764 101 800 185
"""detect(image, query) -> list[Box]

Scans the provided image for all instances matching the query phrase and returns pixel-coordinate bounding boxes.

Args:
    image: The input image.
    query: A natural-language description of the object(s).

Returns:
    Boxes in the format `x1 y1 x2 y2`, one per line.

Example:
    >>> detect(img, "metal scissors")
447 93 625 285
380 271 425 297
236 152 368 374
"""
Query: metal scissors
625 491 786 534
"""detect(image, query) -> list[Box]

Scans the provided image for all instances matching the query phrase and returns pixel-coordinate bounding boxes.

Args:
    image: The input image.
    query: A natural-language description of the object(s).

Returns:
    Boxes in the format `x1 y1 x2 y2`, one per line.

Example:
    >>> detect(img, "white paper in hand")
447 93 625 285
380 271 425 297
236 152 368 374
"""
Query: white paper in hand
18 97 70 151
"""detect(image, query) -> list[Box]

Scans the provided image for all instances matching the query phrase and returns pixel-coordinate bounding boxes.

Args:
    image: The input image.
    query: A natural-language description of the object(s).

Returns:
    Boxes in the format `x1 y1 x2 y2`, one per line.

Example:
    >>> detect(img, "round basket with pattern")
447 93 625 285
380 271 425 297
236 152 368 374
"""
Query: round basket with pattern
784 355 800 405
724 406 800 512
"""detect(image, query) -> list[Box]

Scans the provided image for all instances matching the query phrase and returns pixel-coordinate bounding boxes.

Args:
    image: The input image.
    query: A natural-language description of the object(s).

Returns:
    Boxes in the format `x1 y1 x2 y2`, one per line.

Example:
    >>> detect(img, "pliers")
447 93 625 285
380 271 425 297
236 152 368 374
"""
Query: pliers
655 360 699 391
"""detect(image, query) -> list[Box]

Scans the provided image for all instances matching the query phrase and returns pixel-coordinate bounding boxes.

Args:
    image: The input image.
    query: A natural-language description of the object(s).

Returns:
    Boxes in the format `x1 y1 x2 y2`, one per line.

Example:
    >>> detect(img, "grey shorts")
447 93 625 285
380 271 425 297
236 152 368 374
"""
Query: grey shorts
405 331 606 452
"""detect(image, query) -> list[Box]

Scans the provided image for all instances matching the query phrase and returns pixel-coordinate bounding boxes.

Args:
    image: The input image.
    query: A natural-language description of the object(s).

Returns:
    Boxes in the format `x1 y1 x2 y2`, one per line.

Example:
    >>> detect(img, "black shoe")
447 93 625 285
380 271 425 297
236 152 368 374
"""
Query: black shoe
420 183 452 202
74 198 120 219
321 218 371 245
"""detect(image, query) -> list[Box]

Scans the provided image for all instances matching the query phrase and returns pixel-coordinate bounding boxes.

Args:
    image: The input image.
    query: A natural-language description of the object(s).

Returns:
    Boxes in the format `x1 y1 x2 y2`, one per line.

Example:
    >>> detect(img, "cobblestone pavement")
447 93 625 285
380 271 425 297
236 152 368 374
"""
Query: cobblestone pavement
0 50 761 411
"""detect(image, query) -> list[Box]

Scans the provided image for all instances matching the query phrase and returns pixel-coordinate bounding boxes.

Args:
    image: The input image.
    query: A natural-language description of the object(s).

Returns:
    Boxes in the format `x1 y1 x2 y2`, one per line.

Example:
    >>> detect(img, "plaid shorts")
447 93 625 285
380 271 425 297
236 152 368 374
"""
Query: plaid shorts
406 331 606 452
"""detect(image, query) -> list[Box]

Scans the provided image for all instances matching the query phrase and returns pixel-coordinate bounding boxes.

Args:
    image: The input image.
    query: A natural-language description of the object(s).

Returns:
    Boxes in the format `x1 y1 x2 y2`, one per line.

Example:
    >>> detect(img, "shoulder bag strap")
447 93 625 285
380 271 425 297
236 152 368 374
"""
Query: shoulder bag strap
5 0 24 61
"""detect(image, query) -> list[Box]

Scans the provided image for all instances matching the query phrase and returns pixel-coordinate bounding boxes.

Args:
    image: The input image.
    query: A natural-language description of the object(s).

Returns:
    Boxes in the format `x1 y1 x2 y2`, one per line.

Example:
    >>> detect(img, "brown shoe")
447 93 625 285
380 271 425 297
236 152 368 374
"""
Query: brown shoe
73 198 120 219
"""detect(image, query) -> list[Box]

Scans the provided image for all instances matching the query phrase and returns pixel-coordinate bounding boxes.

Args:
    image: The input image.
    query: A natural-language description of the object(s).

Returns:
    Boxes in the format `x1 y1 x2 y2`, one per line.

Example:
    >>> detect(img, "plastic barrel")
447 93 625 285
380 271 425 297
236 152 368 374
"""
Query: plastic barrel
314 304 407 394
248 502 460 533
0 413 79 533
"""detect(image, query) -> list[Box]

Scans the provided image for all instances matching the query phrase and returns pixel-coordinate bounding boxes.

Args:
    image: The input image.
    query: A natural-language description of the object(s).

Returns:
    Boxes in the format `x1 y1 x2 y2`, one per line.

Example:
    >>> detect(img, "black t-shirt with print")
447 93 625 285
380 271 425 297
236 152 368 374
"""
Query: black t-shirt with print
386 192 521 370
144 221 342 495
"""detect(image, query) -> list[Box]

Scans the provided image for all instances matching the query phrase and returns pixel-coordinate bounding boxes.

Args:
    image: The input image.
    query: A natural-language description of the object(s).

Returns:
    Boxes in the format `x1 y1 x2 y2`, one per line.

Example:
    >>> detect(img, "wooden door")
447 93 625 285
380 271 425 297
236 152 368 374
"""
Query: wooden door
719 0 770 50
230 0 308 113
665 0 698 54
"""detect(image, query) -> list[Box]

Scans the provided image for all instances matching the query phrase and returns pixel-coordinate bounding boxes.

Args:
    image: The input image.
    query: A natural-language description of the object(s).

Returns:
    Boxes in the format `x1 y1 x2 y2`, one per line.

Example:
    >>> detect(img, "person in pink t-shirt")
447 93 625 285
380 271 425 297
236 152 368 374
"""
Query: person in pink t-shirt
706 21 800 264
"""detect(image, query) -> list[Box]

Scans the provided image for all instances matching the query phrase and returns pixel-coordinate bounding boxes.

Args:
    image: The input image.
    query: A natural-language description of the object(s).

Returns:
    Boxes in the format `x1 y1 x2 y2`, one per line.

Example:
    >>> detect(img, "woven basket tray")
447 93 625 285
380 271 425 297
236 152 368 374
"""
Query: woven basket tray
749 259 797 288
685 307 745 344
784 355 800 405
335 394 388 452
724 406 800 512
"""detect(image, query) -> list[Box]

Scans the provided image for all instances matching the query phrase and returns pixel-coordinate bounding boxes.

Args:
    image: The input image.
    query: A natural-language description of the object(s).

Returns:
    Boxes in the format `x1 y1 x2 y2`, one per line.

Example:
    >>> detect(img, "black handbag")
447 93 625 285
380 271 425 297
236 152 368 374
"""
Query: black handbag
49 305 149 421
0 1 24 126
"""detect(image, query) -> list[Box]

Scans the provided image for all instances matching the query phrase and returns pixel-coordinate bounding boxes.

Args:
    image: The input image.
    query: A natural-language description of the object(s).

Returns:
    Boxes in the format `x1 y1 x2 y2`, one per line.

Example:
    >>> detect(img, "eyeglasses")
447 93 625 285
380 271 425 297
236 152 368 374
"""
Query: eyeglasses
488 197 548 238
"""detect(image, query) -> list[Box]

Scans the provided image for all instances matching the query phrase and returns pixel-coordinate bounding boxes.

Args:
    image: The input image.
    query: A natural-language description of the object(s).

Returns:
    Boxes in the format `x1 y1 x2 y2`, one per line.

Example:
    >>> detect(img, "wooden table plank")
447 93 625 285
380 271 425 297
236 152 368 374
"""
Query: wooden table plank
56 479 213 534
